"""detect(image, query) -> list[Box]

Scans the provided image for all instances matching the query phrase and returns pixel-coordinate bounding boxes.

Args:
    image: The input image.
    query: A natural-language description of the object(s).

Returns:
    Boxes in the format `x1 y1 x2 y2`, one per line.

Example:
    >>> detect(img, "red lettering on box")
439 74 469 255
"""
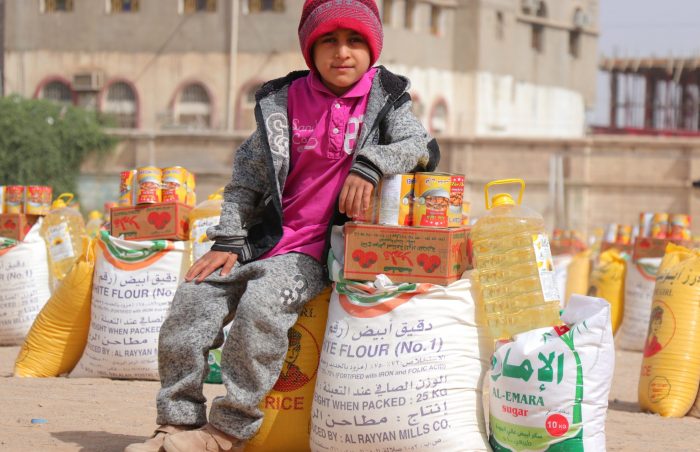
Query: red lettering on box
114 216 140 231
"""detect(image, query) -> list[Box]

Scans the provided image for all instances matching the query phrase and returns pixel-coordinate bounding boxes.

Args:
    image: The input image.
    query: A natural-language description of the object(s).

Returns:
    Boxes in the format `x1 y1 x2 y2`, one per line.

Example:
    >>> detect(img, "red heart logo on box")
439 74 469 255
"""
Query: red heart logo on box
147 212 172 230
418 253 441 273
352 249 378 268
427 255 441 273
4 219 16 230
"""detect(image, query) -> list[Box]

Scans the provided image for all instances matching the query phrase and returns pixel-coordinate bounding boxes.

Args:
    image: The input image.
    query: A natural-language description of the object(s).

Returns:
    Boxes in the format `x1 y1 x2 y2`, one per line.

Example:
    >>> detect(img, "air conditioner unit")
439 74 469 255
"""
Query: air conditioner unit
73 71 105 92
573 10 589 28
521 0 537 13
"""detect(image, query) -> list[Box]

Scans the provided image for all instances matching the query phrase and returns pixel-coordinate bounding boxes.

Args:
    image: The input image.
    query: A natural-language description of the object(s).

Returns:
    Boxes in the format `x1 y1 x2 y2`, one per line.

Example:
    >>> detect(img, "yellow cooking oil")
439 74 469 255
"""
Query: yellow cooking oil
471 179 561 340
39 193 86 285
188 187 224 265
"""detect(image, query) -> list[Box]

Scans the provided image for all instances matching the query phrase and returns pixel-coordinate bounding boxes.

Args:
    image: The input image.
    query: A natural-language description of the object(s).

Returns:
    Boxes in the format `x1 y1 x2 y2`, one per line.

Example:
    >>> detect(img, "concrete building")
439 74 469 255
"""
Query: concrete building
4 0 598 138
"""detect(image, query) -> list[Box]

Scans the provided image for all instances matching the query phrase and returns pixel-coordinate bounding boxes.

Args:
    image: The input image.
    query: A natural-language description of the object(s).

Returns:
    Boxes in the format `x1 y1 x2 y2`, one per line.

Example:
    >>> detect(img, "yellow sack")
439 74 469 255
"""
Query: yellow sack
565 249 591 302
14 238 95 377
639 244 700 417
246 286 331 452
588 249 626 334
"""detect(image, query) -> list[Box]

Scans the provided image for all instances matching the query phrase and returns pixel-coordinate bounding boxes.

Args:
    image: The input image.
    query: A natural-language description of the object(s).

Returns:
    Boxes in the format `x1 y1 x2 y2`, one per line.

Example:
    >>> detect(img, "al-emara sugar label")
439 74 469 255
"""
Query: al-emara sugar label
489 295 615 452
489 326 583 452
532 234 559 302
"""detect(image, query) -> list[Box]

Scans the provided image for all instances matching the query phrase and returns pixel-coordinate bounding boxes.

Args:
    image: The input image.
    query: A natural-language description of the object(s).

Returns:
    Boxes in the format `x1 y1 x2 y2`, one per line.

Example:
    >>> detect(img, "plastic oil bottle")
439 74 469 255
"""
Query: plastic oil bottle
471 179 561 340
189 188 224 265
85 210 104 238
40 193 86 284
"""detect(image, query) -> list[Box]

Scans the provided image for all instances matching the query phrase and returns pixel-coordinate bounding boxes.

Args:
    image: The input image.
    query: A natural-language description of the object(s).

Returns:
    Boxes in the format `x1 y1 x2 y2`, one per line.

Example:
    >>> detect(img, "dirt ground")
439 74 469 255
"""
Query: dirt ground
1 346 699 451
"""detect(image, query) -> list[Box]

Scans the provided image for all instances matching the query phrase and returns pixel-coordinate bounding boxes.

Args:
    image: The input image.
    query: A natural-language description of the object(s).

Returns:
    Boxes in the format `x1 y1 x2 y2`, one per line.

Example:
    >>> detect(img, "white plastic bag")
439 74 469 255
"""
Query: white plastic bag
617 257 661 351
0 221 51 345
310 278 491 451
489 295 614 451
70 233 186 380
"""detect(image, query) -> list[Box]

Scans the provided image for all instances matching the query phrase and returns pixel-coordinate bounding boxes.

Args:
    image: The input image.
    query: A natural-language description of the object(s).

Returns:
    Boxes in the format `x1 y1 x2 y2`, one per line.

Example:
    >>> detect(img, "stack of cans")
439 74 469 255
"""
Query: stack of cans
119 166 197 207
0 185 53 215
639 212 692 240
357 172 467 229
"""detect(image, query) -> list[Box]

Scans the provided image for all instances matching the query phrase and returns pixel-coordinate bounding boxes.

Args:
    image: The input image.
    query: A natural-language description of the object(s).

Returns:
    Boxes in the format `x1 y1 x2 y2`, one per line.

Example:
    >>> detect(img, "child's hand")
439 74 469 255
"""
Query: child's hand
185 250 238 283
339 173 374 219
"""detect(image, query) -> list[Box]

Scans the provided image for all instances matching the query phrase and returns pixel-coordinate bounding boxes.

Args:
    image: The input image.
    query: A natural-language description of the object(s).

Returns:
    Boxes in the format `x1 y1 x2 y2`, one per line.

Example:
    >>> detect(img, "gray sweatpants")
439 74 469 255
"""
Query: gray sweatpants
155 252 325 440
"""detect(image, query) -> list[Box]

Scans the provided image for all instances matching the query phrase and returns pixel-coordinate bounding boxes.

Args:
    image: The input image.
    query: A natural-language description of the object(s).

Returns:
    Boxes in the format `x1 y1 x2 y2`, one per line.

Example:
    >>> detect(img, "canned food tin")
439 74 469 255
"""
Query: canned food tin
639 212 654 238
119 170 137 206
5 185 25 214
650 213 669 239
604 223 618 243
412 173 452 228
186 171 197 206
616 224 632 245
448 174 465 227
162 166 188 203
461 200 471 226
42 186 53 213
669 214 692 240
25 186 49 215
376 174 414 226
136 167 162 204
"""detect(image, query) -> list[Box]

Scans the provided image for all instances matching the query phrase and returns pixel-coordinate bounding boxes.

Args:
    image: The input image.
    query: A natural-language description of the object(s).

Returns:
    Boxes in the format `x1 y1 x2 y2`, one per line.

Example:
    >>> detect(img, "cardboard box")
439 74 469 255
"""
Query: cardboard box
0 214 38 241
632 237 695 260
111 202 192 241
344 222 469 285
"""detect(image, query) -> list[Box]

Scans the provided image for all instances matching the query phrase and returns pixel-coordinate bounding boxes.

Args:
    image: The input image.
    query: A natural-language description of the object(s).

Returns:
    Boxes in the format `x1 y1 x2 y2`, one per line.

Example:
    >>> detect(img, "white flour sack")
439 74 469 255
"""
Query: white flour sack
617 257 662 351
70 232 186 380
0 221 51 345
310 278 492 452
489 295 614 451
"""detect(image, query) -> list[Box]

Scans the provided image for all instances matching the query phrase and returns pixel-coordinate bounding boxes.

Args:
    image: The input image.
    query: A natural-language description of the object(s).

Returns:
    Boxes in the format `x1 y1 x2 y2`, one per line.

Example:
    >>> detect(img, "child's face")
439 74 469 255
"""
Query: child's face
313 28 371 96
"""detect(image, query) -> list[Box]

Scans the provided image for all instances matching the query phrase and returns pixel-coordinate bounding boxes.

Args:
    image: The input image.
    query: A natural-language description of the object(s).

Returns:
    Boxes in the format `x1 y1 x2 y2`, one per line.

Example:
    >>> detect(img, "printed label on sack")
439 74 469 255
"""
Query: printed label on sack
191 216 219 262
48 222 75 261
490 328 583 451
532 234 559 302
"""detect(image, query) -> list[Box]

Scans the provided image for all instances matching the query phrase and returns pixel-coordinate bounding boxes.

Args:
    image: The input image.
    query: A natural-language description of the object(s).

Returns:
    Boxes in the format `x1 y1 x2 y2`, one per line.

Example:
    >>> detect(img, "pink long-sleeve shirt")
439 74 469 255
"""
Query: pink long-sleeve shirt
260 68 377 262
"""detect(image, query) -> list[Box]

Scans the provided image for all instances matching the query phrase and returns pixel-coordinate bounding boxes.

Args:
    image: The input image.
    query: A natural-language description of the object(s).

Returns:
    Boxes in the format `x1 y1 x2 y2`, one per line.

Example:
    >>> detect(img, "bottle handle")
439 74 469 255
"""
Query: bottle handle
484 179 525 210
57 193 74 205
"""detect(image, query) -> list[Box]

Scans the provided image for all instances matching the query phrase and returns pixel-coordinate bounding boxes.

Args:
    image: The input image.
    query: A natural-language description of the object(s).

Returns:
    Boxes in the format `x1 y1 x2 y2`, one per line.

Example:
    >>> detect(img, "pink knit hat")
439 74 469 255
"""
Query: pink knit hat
298 0 383 71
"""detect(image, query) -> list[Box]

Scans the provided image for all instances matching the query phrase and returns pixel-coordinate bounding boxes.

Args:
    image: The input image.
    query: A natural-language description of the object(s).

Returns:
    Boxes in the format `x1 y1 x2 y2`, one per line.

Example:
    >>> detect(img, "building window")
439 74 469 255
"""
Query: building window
182 0 217 13
42 81 74 105
531 1 547 53
103 82 137 128
532 24 543 52
248 0 284 13
430 100 448 134
430 6 441 36
40 0 74 13
107 0 139 13
382 0 393 26
404 0 415 30
176 83 212 128
569 31 581 58
495 11 504 40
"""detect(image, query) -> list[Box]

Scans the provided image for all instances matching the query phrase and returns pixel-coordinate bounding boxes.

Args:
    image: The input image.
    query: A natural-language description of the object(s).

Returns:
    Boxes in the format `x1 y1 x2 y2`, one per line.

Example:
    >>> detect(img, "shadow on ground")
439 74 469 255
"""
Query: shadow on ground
52 431 146 452
609 398 640 413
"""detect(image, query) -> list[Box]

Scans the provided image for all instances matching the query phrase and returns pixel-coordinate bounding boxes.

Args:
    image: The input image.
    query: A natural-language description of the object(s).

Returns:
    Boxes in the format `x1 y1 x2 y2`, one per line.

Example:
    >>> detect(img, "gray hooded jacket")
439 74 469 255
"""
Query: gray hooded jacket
208 66 440 263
